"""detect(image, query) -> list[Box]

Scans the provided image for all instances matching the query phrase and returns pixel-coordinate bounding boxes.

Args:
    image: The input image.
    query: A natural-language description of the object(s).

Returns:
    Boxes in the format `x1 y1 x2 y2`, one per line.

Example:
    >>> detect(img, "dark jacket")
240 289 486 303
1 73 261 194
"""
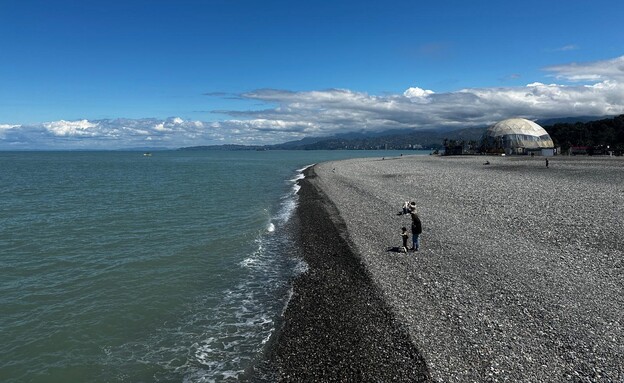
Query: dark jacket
410 213 422 235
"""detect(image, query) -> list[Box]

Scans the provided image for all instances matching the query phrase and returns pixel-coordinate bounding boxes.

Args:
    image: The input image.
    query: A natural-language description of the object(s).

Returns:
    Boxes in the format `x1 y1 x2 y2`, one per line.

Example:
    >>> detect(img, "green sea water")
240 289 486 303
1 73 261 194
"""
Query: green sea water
0 150 429 382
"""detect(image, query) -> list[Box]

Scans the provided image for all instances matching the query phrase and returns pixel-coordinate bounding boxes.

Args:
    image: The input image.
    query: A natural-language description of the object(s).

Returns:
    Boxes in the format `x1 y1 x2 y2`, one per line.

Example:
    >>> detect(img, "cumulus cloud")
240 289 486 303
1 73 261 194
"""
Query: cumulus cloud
0 117 218 150
43 119 99 137
544 56 624 82
404 87 434 99
2 55 624 149
0 124 21 140
219 60 624 136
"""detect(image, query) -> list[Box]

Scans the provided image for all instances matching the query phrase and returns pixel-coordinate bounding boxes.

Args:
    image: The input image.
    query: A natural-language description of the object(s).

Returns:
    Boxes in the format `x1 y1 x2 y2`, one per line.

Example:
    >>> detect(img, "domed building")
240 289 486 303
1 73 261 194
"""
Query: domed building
482 118 554 155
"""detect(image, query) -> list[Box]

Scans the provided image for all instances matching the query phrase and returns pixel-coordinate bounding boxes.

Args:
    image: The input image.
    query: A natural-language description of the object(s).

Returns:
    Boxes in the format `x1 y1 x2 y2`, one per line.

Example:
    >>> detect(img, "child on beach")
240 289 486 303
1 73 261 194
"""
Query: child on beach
402 201 410 215
400 227 409 253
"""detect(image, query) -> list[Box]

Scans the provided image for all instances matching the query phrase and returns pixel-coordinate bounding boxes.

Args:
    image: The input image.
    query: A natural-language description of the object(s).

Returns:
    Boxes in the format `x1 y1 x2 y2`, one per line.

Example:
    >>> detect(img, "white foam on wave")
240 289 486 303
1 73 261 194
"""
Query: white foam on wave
276 198 296 224
277 164 311 223
188 166 311 381
292 183 301 195
239 257 257 269
293 258 309 274
289 173 305 182
289 172 305 182
240 240 263 269
297 163 315 173
102 166 313 383
191 278 278 379
290 165 310 195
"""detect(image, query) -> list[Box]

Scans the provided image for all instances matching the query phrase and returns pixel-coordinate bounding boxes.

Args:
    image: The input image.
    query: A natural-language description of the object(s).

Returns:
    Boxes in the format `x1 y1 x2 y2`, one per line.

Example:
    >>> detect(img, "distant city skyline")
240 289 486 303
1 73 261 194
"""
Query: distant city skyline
2 0 624 149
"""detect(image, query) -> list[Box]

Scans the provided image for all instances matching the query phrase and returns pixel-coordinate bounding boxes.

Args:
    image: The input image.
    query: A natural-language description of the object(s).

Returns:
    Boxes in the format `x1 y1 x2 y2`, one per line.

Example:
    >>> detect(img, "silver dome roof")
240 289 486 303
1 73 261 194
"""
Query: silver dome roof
484 118 554 149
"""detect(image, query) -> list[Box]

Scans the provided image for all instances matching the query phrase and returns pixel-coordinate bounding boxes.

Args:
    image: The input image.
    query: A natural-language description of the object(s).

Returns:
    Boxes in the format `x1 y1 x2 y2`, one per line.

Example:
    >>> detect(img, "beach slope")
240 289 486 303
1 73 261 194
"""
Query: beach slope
263 155 623 382
257 165 430 381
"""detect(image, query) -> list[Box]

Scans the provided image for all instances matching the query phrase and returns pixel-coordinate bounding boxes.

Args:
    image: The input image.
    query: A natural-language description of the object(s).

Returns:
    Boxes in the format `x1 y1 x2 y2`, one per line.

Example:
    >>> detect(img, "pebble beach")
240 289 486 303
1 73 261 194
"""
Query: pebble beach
259 155 623 382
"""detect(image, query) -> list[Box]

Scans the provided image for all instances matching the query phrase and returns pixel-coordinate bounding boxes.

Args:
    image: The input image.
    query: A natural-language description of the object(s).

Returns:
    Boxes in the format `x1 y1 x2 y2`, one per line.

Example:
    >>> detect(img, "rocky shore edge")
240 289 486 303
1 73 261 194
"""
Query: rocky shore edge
248 165 430 382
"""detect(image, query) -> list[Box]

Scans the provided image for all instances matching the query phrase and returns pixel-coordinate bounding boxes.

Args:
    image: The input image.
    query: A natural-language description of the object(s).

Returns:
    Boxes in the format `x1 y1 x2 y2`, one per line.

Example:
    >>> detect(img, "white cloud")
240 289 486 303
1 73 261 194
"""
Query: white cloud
153 122 168 132
2 56 624 149
554 44 580 52
544 55 624 82
404 87 434 99
0 124 21 139
43 119 99 137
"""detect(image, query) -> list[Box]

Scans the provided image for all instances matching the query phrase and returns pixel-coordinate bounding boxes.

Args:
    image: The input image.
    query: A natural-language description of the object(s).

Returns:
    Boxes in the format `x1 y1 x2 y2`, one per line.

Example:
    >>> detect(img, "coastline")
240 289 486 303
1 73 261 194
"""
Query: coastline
252 154 623 382
250 165 430 381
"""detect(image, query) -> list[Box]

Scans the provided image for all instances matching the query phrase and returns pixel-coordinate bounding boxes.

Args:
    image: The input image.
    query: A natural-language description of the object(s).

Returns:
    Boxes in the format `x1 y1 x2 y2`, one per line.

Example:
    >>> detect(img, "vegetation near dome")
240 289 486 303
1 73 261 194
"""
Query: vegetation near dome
442 115 624 156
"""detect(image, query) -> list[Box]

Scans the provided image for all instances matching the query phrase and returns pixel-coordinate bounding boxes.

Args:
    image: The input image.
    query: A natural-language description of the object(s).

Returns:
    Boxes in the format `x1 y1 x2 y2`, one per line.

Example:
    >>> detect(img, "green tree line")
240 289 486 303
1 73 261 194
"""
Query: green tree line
544 114 624 152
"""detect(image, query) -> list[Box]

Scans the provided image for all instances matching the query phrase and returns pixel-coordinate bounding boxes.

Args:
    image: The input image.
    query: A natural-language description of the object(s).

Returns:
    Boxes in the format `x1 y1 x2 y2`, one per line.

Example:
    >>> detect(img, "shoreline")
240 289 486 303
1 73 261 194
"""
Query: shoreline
250 165 430 381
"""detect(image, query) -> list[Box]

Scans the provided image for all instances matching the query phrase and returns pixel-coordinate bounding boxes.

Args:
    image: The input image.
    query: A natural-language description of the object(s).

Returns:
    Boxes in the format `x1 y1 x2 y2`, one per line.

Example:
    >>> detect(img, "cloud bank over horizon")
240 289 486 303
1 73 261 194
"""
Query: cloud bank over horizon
3 56 624 150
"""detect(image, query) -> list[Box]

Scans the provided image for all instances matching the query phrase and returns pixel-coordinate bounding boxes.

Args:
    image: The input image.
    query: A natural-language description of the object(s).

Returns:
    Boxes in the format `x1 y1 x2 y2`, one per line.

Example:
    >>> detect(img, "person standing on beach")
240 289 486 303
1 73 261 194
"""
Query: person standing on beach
410 210 422 251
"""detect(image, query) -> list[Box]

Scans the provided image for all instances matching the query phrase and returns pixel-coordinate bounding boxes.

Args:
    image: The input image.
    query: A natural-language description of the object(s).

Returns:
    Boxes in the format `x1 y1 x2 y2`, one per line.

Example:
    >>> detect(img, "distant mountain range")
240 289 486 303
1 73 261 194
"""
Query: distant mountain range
179 127 486 151
267 127 486 150
179 115 616 151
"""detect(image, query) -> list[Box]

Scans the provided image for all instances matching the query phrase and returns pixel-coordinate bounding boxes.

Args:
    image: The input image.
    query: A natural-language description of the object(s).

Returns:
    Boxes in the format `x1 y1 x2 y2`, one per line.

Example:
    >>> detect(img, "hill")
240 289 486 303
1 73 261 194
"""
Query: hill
178 115 624 152
270 127 485 150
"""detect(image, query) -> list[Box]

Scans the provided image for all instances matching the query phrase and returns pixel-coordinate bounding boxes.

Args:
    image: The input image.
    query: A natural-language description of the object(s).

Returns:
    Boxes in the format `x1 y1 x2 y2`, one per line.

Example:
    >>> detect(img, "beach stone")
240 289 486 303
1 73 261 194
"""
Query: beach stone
255 155 624 382
251 165 430 382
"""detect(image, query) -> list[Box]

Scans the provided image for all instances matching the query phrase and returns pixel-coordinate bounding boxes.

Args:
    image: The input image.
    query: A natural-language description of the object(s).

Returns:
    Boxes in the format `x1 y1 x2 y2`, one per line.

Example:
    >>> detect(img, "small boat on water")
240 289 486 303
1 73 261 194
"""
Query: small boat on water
143 152 152 157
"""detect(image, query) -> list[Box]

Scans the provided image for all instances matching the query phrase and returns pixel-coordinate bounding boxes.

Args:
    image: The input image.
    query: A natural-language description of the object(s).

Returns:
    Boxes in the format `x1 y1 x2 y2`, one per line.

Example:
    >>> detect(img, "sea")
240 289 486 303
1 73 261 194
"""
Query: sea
0 149 429 383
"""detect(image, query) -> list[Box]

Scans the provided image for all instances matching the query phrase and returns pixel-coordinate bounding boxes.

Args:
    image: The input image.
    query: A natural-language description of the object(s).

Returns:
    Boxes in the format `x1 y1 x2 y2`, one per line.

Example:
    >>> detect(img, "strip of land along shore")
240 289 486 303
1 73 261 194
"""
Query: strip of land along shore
258 155 623 382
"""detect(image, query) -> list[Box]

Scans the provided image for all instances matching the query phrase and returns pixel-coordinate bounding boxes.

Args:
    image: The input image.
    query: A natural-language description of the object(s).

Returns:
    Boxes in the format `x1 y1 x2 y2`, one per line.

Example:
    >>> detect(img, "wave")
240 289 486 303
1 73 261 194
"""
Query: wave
296 163 315 173
188 166 309 380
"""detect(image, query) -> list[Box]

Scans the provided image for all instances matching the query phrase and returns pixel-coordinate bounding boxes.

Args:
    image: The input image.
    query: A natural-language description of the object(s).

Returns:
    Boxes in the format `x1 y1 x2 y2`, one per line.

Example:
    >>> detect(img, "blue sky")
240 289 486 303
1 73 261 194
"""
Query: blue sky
1 0 624 149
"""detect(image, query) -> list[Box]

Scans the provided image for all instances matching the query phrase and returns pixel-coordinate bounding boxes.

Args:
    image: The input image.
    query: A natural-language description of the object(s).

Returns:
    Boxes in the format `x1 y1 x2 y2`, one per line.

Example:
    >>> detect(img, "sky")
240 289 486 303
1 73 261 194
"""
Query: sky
1 0 624 149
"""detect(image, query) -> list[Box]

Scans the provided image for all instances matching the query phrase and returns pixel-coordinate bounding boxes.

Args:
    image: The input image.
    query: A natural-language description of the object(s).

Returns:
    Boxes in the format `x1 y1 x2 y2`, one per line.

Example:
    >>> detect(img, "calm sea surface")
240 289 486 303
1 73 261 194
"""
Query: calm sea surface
0 150 428 382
